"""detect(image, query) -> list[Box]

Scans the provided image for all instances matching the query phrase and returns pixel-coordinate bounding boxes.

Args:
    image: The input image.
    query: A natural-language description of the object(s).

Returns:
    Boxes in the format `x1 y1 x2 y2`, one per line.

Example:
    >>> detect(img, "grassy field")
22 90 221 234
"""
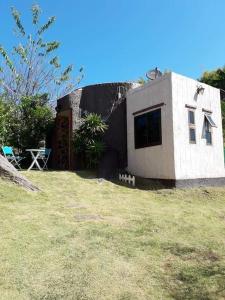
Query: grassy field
0 171 225 300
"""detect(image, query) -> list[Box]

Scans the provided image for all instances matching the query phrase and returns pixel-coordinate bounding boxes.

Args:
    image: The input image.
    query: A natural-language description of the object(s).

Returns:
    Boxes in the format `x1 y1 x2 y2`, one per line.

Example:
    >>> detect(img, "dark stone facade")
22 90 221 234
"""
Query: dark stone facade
52 82 133 175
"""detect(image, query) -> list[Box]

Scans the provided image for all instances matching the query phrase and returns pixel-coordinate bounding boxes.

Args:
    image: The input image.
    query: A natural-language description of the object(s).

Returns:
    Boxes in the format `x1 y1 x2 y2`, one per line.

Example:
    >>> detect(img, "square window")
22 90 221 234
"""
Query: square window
134 108 162 149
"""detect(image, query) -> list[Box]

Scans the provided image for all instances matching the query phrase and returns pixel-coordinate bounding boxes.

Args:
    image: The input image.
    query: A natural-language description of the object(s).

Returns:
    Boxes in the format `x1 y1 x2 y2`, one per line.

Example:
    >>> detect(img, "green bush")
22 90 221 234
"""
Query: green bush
221 101 225 141
73 113 108 169
199 67 225 142
0 97 13 145
0 95 54 151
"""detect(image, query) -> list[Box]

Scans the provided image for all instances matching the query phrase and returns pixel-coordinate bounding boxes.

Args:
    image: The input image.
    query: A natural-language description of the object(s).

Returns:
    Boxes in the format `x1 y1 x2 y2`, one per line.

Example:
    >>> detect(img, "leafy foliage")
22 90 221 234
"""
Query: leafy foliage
137 77 147 85
0 95 53 151
0 3 83 152
73 114 108 168
0 4 84 102
199 67 225 92
38 16 56 35
200 67 225 140
0 47 16 74
9 95 54 151
11 7 25 36
0 97 13 145
221 101 225 141
31 4 41 25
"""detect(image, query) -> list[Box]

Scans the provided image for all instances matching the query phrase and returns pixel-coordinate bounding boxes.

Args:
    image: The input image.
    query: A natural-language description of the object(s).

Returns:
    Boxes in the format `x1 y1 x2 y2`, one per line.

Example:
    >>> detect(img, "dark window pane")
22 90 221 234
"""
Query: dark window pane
204 118 212 145
148 109 162 145
189 128 196 143
206 131 212 144
134 108 162 149
135 114 148 148
188 110 195 124
205 118 209 132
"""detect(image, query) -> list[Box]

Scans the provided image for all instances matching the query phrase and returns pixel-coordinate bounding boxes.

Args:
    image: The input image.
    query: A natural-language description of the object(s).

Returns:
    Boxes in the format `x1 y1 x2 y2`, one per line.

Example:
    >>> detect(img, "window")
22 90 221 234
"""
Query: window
189 128 196 143
134 108 162 149
205 119 212 145
204 114 216 145
188 110 195 125
205 114 217 128
188 110 196 143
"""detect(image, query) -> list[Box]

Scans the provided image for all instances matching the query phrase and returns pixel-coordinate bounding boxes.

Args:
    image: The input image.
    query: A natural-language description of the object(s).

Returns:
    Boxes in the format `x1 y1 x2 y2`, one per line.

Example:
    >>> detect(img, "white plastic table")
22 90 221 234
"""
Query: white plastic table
26 149 44 171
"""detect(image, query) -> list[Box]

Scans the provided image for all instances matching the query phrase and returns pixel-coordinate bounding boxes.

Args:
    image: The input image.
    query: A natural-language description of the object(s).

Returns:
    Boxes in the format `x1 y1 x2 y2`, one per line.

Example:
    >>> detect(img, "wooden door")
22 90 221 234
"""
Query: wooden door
53 114 71 169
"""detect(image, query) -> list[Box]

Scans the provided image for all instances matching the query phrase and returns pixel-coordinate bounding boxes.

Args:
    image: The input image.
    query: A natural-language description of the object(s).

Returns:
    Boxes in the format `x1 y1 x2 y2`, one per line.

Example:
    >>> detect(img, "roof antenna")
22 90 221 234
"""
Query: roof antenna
146 67 162 80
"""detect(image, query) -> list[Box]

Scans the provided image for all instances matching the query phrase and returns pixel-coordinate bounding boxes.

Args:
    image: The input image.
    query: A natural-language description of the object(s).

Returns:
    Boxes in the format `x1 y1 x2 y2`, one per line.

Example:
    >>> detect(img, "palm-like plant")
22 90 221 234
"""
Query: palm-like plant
73 113 108 169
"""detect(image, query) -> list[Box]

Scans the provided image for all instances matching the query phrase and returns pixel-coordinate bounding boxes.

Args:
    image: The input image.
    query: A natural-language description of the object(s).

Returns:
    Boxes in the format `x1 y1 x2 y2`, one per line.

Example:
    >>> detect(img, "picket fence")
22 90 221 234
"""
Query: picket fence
119 174 135 187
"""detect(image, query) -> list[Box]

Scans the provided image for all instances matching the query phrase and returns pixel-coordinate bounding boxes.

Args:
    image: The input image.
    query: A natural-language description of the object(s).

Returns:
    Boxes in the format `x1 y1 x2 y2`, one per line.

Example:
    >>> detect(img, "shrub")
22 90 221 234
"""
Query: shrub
0 97 13 146
73 113 108 168
0 95 54 151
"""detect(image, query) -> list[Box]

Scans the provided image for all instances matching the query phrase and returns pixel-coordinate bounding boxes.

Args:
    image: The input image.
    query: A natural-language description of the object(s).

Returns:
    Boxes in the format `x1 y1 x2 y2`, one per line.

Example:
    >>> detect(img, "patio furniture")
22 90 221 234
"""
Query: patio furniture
1 146 24 169
26 149 44 171
26 148 51 171
37 148 52 170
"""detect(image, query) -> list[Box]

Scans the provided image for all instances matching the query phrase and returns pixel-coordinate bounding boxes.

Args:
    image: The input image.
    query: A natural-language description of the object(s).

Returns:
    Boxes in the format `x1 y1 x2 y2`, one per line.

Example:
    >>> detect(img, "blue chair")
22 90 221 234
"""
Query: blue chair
1 146 24 169
37 148 52 170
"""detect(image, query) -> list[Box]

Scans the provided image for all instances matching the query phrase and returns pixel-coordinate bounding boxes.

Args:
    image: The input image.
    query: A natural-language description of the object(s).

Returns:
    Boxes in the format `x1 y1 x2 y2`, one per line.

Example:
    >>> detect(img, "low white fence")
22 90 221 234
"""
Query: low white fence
119 174 135 187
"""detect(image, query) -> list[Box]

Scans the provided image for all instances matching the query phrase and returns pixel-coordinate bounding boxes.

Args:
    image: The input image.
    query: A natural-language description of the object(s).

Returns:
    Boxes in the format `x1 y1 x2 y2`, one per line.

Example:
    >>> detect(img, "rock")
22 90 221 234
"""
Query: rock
0 154 39 191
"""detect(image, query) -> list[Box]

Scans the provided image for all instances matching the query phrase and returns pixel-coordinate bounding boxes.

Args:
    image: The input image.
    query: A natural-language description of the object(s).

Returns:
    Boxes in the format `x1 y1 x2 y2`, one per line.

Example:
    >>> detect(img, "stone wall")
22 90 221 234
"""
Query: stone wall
53 82 134 175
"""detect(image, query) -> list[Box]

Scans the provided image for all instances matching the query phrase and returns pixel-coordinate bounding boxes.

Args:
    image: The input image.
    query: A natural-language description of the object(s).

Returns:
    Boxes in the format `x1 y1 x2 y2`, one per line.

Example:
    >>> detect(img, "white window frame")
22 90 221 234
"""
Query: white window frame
204 113 216 146
188 109 196 144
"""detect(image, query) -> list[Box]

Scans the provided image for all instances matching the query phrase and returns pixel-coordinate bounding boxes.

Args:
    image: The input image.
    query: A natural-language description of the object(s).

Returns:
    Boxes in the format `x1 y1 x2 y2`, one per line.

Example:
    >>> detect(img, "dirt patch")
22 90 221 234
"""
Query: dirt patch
156 189 175 195
164 243 220 262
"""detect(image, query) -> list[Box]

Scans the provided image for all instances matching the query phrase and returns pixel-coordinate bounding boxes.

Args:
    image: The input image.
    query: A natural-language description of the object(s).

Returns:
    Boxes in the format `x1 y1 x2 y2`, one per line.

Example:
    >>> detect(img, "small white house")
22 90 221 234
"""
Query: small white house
126 72 225 187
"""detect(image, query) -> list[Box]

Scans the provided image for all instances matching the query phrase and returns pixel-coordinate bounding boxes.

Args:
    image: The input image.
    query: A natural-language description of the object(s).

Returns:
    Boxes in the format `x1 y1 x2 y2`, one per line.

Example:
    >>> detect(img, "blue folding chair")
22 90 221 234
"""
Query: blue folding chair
37 148 52 170
1 146 24 169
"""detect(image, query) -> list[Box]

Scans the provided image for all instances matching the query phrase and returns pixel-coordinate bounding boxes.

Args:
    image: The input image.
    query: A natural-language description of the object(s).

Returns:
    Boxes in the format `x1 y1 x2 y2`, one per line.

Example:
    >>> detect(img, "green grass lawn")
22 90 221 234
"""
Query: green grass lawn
0 171 225 300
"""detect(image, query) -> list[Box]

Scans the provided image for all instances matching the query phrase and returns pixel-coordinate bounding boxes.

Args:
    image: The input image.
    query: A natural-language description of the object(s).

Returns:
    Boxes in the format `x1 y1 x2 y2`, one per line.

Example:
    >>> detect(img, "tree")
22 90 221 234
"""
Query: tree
8 95 54 151
199 67 225 99
0 96 13 145
0 4 83 103
73 114 108 168
199 67 225 139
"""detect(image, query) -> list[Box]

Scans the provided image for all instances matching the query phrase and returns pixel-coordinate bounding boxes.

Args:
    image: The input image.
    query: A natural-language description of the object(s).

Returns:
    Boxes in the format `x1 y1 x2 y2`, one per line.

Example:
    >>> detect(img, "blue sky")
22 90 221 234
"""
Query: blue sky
1 0 225 87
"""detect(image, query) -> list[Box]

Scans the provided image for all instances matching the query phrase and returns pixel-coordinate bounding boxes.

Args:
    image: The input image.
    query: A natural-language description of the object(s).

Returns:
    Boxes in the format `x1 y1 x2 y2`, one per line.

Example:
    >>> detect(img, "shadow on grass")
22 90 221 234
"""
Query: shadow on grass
74 169 173 191
75 170 98 179
28 169 174 191
168 263 225 300
162 241 225 300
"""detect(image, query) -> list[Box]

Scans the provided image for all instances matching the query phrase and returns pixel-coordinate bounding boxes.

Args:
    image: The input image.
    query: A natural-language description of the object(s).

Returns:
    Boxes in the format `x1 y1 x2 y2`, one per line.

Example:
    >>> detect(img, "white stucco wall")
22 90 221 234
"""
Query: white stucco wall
127 72 225 180
127 74 175 179
171 72 225 179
